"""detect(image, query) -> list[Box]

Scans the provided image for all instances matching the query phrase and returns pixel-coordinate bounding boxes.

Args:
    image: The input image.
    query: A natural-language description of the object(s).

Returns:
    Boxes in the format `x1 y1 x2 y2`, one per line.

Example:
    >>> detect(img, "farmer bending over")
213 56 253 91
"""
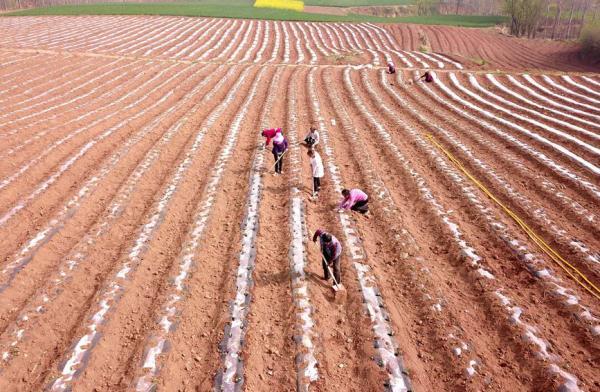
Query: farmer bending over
418 71 433 83
313 229 342 283
339 188 369 215
304 126 320 148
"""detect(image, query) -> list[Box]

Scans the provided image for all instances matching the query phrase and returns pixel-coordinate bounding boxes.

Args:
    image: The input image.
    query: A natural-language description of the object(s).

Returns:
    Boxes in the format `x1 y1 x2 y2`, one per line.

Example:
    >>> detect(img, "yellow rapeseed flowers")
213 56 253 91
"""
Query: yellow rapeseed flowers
254 0 304 12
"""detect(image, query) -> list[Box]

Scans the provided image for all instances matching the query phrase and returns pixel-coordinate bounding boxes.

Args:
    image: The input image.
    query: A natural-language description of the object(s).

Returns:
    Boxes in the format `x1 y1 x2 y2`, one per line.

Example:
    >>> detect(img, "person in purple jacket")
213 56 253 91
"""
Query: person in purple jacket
387 61 396 74
272 132 288 175
313 229 342 283
339 188 369 215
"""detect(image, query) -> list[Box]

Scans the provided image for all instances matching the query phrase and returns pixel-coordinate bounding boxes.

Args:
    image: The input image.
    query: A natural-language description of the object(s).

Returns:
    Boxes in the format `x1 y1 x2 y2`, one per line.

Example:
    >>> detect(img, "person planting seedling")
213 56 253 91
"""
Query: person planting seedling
407 70 434 86
303 126 320 148
339 188 369 215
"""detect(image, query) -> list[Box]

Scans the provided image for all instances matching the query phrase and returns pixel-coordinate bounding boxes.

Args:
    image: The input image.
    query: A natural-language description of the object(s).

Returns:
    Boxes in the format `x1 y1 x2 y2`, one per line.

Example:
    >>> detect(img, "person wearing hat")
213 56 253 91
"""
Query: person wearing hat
272 131 288 175
339 188 369 215
261 127 281 147
307 149 324 198
387 61 396 74
303 126 320 148
312 229 342 283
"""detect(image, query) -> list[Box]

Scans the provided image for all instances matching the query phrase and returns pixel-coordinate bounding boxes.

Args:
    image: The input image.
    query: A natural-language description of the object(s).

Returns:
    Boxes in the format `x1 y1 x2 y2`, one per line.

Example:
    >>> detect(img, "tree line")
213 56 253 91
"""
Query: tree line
504 0 599 39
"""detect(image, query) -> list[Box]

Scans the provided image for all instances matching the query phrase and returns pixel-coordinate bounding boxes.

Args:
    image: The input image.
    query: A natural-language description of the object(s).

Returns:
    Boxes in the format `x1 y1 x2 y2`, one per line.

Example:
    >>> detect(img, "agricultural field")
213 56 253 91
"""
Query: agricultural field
0 14 598 392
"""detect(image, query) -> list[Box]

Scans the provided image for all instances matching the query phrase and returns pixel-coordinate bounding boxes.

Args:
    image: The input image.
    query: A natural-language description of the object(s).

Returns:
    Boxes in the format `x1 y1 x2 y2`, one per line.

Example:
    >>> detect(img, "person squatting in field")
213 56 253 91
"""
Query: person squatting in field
272 131 288 175
303 126 320 148
261 127 282 147
387 61 396 74
339 188 369 214
313 229 342 283
308 149 324 198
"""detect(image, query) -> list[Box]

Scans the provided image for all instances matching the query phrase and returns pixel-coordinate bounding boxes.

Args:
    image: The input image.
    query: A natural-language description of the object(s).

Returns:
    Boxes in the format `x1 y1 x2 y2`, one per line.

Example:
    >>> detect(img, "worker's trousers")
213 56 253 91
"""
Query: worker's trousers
351 197 369 214
322 257 341 283
273 152 284 174
313 177 321 192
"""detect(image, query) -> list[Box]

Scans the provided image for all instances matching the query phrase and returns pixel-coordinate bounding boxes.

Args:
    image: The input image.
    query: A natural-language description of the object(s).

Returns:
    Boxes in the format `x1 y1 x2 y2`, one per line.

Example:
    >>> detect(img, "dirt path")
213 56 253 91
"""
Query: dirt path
304 6 349 16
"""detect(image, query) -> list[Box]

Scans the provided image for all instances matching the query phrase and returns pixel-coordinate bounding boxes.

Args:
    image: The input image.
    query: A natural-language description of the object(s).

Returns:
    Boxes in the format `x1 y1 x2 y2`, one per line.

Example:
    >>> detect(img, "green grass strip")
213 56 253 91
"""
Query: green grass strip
305 0 416 6
5 2 507 27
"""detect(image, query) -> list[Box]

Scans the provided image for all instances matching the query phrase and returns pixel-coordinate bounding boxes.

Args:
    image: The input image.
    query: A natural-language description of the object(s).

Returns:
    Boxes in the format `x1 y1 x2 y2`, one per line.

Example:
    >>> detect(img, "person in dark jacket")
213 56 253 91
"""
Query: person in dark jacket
419 71 434 83
303 126 320 148
272 132 288 175
387 61 396 74
313 229 342 283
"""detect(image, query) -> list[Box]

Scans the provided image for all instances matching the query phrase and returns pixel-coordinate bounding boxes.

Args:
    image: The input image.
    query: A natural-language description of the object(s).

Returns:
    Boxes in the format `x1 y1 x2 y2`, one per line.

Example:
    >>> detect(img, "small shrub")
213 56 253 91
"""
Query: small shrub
470 56 487 66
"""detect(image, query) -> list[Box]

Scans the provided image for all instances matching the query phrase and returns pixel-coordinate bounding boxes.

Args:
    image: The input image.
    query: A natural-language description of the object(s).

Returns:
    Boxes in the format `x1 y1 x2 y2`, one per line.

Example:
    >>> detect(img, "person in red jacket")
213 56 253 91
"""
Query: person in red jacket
313 229 342 283
261 127 281 147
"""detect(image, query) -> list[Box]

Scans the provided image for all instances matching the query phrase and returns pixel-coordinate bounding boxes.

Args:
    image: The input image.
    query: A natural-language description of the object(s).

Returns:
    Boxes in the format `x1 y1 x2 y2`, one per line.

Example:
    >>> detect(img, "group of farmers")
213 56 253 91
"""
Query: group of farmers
258 66 433 293
386 60 434 83
261 125 369 289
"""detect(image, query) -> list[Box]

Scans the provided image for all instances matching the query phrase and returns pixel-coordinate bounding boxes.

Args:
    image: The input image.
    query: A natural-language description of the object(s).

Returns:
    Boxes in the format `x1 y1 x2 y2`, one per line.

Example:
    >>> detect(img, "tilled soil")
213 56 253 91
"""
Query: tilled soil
389 24 597 72
0 15 598 392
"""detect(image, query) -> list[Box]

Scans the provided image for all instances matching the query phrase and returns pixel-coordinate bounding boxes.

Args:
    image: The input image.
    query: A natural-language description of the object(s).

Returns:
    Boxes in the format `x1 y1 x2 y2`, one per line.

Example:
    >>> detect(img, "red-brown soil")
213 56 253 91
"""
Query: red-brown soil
387 24 598 72
0 15 598 392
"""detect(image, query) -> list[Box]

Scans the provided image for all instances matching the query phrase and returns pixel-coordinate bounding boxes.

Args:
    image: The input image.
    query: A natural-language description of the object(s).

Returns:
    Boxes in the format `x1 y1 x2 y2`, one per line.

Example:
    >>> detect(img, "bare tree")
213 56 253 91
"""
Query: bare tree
551 0 563 38
565 0 576 37
504 0 546 37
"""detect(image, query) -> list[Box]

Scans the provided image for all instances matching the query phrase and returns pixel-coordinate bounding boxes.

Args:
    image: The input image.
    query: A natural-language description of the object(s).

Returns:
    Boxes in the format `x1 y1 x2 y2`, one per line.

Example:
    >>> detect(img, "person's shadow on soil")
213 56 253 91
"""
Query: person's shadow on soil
262 184 288 196
307 272 338 303
255 268 289 286
307 271 329 288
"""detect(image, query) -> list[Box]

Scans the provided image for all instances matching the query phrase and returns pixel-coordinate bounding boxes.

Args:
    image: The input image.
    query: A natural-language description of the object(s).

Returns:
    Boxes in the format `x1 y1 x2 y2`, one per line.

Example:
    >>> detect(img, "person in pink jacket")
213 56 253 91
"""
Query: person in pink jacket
339 188 369 214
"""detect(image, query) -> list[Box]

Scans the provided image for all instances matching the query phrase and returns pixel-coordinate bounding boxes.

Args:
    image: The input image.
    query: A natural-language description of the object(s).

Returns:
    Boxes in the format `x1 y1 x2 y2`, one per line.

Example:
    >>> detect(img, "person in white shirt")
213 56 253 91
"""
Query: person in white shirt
308 149 324 198
304 126 320 148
